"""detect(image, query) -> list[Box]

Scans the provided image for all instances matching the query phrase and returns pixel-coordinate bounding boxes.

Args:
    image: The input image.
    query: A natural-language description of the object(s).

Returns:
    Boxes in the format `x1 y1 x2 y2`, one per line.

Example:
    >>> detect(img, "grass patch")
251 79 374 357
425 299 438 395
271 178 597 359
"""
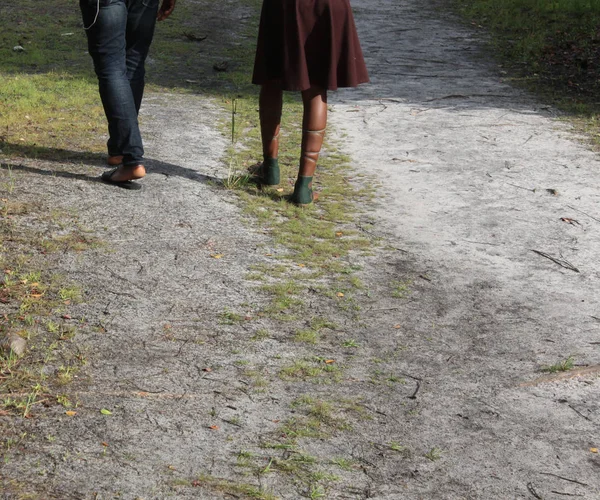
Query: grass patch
177 473 276 499
391 279 413 299
219 308 244 325
0 171 93 463
424 447 444 461
279 358 343 384
541 355 575 373
452 0 600 136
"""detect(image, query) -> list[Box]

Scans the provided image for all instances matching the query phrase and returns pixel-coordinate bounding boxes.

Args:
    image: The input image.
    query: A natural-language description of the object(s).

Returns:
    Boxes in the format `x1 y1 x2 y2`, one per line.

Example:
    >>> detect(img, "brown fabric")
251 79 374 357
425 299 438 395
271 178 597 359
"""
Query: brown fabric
252 0 369 91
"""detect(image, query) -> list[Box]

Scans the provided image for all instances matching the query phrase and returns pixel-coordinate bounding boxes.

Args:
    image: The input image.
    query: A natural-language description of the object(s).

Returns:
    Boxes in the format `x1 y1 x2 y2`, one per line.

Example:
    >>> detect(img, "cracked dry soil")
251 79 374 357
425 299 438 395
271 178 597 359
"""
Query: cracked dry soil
2 0 600 499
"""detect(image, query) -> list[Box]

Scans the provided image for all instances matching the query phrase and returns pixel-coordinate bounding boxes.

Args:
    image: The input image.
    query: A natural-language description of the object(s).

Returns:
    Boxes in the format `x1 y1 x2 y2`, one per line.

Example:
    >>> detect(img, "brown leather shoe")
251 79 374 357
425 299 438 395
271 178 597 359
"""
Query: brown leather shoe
107 155 123 166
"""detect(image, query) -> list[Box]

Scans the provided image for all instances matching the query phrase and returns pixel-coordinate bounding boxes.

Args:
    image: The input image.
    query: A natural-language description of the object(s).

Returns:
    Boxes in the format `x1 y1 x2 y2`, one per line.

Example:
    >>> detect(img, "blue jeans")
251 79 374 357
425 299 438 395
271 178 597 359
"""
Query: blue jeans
80 0 159 167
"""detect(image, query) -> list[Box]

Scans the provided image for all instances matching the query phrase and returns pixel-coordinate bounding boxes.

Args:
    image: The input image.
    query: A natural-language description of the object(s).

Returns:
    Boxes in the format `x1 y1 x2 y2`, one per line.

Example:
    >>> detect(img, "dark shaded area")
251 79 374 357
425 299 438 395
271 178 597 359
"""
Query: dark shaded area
450 0 600 116
1 145 218 185
539 27 600 102
0 0 261 98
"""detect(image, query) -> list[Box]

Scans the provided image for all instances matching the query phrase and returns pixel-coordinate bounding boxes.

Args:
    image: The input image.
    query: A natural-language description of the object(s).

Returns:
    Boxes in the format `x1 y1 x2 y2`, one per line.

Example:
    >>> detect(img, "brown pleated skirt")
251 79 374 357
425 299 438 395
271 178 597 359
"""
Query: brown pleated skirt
252 0 369 91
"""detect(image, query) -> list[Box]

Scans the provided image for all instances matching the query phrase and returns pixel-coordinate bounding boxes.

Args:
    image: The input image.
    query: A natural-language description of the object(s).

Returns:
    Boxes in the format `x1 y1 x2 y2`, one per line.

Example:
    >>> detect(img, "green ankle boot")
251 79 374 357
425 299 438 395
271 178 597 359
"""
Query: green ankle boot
256 157 280 186
290 175 316 205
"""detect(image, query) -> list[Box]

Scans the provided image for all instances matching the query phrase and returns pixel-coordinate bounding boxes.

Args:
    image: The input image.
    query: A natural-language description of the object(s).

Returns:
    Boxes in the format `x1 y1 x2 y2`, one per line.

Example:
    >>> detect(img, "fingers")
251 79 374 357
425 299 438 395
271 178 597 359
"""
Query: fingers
157 0 176 21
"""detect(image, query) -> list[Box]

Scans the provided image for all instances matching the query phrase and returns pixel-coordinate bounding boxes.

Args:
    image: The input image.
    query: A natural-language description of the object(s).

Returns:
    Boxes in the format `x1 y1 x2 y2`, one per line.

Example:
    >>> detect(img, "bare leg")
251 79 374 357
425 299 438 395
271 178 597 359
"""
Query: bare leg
292 86 327 204
255 81 282 185
260 81 282 160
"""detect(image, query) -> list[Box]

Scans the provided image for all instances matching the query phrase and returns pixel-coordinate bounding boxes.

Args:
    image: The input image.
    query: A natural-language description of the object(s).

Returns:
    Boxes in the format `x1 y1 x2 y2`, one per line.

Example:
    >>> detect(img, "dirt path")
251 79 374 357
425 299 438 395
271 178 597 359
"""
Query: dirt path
328 0 600 497
2 1 599 499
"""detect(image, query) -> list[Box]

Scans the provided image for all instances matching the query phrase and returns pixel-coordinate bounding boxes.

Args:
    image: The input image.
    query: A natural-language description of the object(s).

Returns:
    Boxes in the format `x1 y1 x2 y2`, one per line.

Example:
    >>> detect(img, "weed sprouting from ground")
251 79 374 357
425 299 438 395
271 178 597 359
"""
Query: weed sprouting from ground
542 355 575 373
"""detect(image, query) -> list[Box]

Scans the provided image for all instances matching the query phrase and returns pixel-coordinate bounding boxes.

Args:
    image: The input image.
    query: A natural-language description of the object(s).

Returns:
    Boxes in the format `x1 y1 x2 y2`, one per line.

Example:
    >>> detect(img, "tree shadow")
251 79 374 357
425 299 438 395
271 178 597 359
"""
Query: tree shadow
0 143 219 186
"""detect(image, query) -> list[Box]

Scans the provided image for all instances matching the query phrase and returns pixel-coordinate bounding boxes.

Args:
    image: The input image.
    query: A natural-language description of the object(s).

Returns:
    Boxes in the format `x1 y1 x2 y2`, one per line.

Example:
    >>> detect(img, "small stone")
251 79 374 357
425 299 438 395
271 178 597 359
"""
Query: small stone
13 46 25 52
1 333 27 357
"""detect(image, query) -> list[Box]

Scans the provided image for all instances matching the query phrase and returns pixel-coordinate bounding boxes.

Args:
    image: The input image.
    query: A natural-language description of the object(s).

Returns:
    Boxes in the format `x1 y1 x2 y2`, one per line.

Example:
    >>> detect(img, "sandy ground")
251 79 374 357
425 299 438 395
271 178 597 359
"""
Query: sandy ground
1 0 599 499
330 0 600 497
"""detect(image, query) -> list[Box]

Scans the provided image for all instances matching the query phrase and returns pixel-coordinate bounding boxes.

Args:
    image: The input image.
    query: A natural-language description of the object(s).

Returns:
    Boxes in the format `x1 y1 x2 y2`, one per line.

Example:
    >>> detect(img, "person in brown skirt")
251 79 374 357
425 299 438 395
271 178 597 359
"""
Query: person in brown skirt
252 0 369 205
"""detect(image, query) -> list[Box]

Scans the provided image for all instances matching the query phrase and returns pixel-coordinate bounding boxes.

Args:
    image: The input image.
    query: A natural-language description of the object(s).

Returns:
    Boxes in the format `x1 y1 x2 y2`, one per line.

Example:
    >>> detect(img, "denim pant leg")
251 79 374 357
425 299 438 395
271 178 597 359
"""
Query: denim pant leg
80 0 158 167
126 0 159 115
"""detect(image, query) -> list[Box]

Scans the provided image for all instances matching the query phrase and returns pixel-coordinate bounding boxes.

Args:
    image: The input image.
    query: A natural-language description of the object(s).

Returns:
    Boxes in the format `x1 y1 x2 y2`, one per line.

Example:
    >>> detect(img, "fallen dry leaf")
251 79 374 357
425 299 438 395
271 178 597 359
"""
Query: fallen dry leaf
62 314 72 320
337 292 344 297
394 324 401 329
335 232 343 237
65 411 77 416
591 448 598 453
211 254 223 259
276 188 284 192
209 425 219 430
202 367 212 372
101 442 109 447
325 359 335 364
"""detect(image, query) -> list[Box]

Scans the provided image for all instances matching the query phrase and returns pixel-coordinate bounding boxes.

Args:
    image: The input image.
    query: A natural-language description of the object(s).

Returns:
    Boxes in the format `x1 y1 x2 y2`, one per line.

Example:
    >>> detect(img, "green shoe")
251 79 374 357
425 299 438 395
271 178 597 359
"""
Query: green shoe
290 175 318 205
252 157 280 185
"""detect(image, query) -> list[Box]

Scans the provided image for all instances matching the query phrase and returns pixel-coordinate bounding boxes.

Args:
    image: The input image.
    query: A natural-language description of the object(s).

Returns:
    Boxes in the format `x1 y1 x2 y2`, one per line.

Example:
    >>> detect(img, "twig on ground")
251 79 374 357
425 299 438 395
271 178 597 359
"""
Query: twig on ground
222 419 243 428
506 182 536 192
531 250 579 273
107 290 137 298
395 371 423 399
540 472 588 487
567 404 592 422
527 482 543 499
367 304 414 312
463 240 502 246
408 380 421 399
567 205 600 224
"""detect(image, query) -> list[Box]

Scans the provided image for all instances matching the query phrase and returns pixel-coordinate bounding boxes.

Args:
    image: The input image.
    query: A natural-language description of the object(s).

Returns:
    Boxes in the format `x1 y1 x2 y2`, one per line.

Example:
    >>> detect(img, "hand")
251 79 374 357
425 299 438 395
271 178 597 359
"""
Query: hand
157 0 176 21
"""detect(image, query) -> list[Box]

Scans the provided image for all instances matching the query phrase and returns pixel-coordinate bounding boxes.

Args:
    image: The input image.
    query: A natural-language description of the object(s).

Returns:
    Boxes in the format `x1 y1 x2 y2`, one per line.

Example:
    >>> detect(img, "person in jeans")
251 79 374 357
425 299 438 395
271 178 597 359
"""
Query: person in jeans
80 0 176 189
251 0 369 205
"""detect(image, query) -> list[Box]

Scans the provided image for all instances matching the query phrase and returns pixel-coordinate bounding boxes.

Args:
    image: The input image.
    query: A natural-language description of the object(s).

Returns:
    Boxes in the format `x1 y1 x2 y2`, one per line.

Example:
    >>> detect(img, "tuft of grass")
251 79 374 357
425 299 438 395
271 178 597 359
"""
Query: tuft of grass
187 474 277 500
250 328 270 341
294 328 319 344
424 447 444 461
541 355 575 373
219 308 243 325
391 279 413 299
279 358 343 384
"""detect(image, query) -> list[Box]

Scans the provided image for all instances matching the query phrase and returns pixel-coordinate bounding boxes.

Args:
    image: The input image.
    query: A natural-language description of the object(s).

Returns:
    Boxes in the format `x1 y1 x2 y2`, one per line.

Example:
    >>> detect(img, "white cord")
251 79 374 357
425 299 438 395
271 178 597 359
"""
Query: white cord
83 0 100 30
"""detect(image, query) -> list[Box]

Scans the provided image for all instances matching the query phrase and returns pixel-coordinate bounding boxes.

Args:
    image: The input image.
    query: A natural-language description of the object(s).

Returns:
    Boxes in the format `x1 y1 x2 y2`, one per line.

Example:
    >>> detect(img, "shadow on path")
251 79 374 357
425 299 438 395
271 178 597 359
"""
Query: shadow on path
0 143 220 185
